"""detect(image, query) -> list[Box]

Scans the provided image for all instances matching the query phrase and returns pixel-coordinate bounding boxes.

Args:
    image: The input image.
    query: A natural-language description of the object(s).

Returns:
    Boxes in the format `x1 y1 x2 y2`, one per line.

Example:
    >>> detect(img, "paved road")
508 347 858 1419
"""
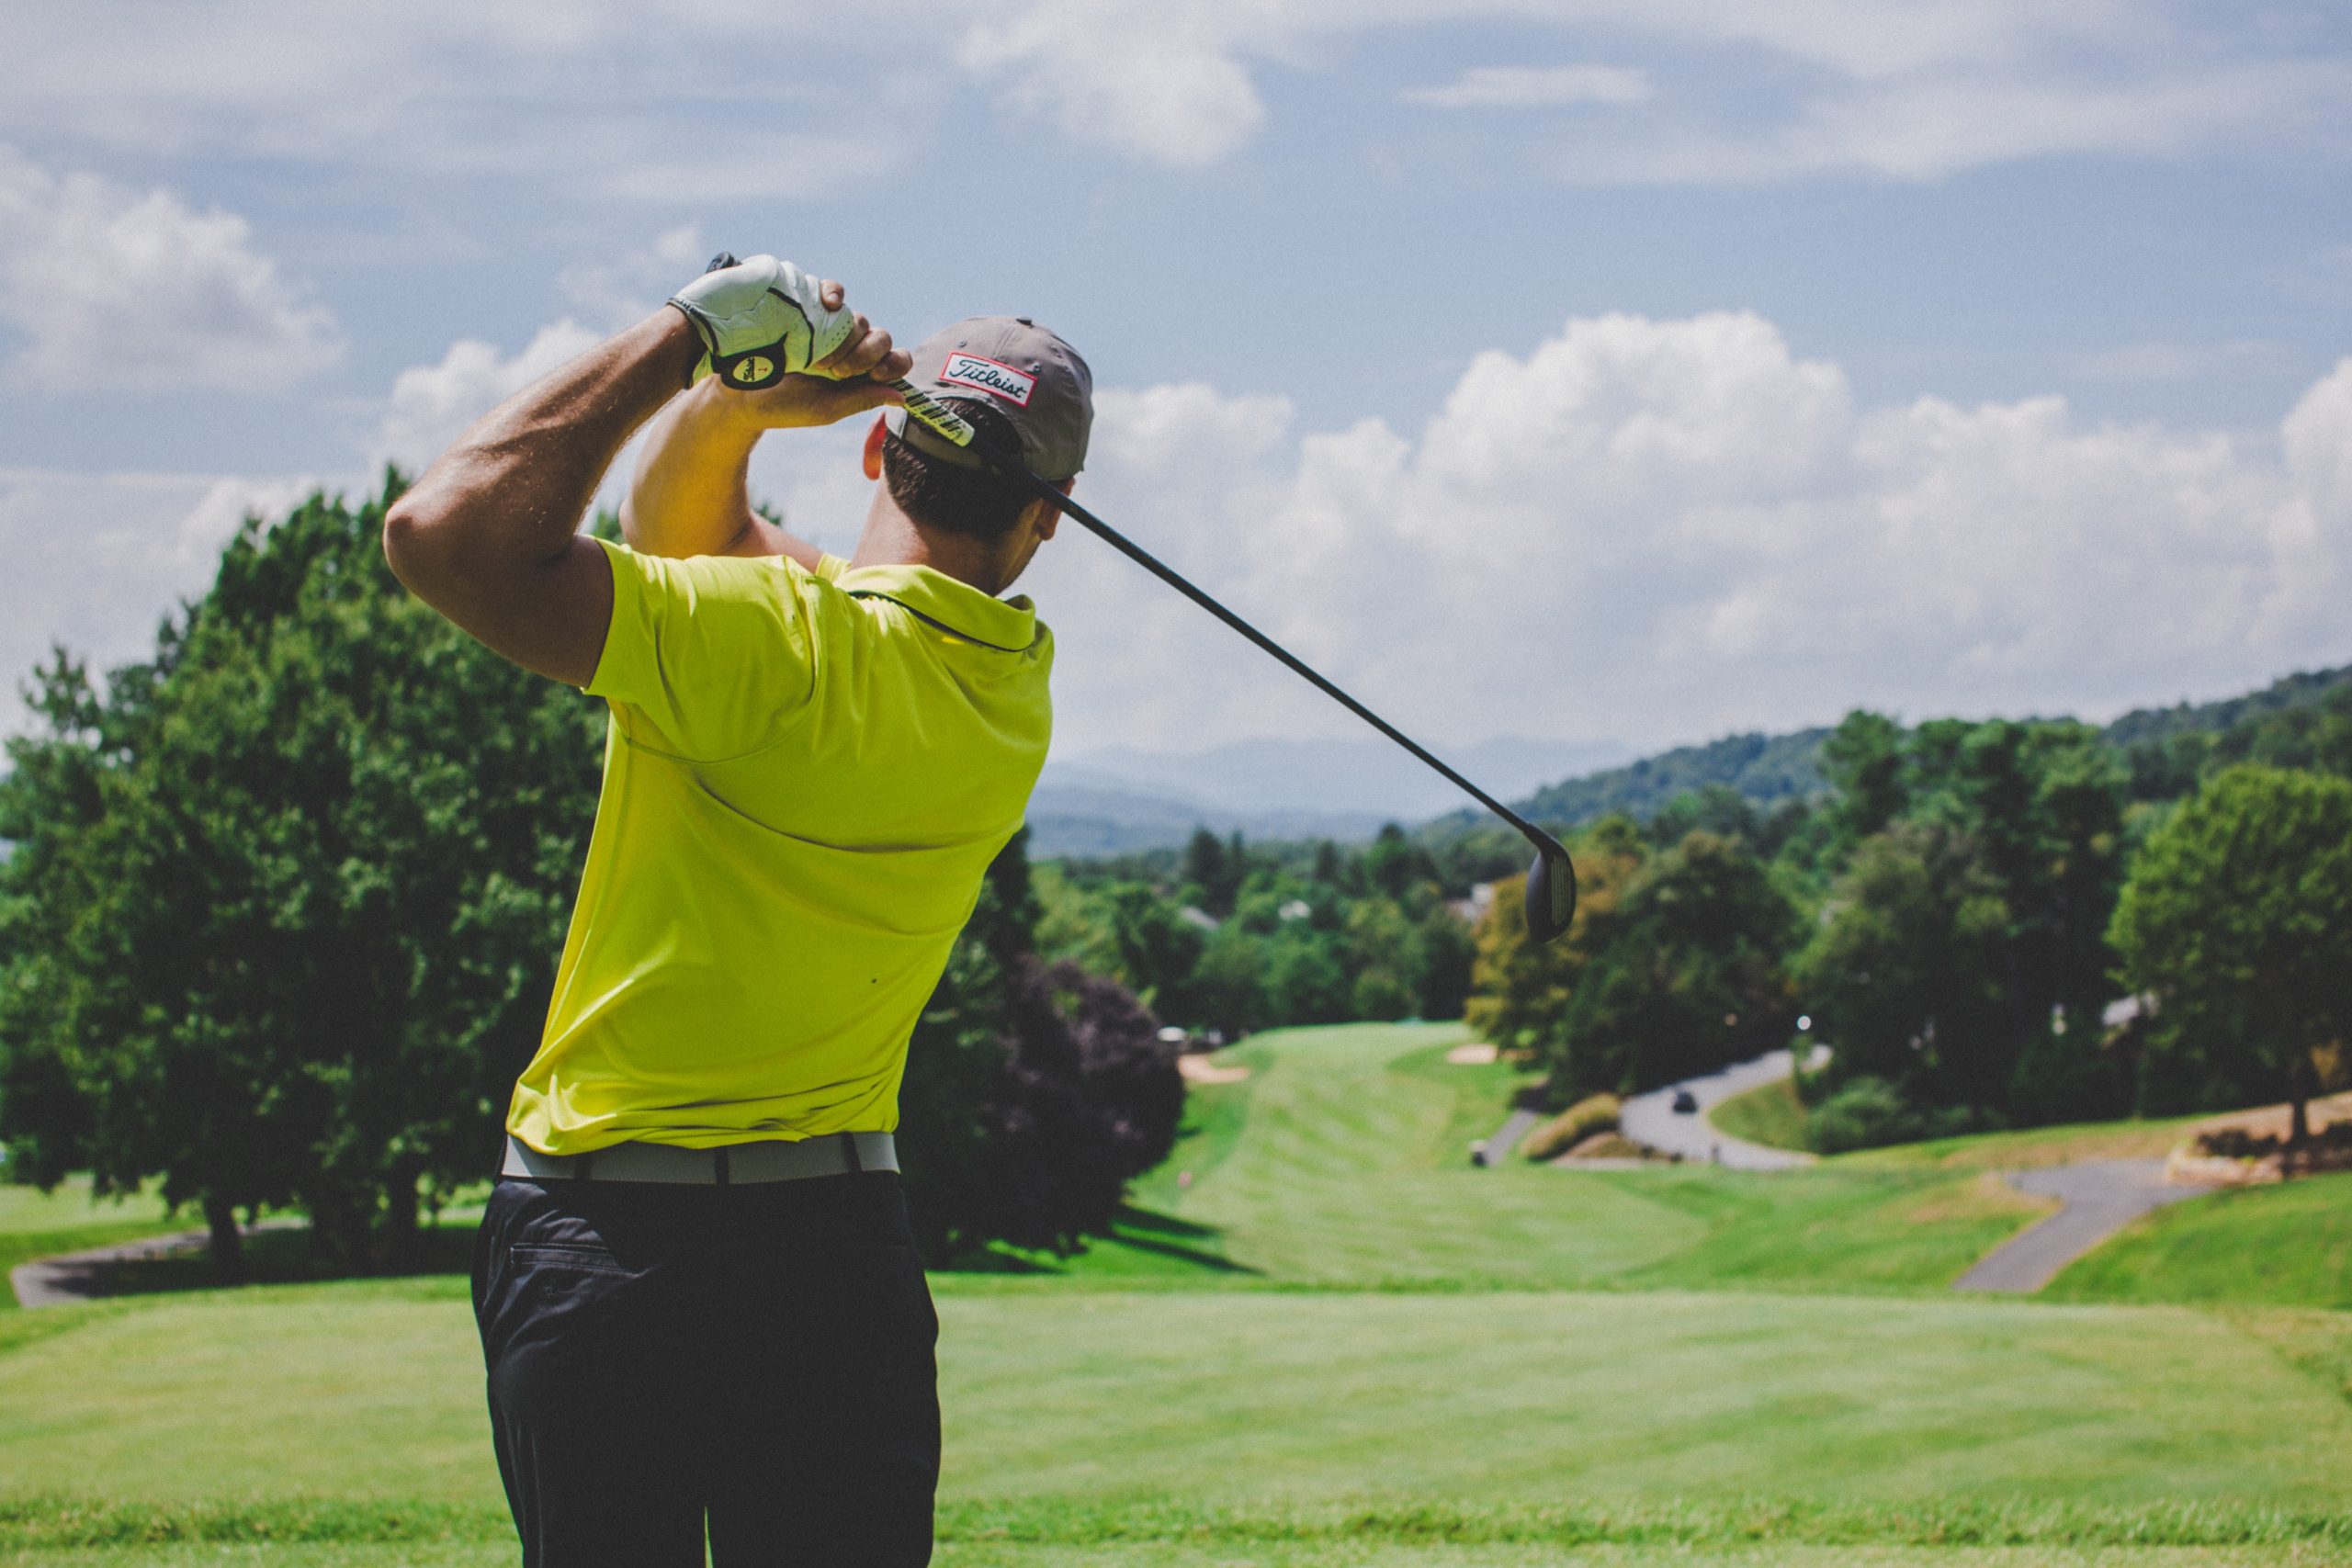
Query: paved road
1476 1106 1545 1165
1619 1048 1821 1171
9 1219 298 1308
1952 1159 2217 1293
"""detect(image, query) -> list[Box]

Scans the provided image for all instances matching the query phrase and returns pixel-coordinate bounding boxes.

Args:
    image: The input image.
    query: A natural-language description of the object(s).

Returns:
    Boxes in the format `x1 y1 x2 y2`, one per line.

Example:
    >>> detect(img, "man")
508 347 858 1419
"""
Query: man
383 254 1092 1567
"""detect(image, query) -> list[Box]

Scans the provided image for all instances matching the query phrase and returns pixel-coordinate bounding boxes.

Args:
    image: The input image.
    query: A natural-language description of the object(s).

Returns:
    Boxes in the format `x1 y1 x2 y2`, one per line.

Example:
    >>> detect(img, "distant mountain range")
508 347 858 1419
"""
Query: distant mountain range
1032 662 2352 860
1027 736 1627 858
1461 660 2352 835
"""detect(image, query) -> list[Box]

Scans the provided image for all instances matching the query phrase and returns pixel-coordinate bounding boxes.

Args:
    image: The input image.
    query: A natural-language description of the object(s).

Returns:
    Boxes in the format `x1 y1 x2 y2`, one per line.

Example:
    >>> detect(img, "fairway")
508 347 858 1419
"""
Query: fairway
5 1023 2348 1566
4 1280 2346 1511
1050 1024 2052 1293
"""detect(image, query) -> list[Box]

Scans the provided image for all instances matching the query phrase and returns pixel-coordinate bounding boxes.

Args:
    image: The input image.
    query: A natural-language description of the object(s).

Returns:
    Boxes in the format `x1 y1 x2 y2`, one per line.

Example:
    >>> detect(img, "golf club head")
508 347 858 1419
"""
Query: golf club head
1523 841 1577 945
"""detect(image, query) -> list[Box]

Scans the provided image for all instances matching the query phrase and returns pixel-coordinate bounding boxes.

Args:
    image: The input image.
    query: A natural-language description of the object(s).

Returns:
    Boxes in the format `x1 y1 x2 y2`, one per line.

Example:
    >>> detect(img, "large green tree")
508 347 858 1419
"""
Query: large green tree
1463 816 1646 1078
897 830 1185 1261
1555 829 1800 1098
2109 765 2352 1140
1798 717 2132 1133
0 483 604 1268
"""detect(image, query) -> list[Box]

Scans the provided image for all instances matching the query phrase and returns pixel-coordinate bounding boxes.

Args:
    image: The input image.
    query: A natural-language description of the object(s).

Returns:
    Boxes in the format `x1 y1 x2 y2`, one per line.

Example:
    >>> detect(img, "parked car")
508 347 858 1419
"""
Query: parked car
1670 1089 1699 1115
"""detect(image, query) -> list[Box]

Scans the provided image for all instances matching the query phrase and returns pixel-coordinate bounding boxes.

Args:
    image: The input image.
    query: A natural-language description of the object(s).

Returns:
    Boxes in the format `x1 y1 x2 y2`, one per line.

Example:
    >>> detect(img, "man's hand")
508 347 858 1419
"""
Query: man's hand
622 300 912 565
671 254 864 389
728 304 913 427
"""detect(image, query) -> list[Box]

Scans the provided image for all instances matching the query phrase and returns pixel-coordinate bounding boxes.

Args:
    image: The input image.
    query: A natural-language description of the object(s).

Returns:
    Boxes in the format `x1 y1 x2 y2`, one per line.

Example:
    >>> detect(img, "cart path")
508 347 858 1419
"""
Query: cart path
1476 1106 1545 1164
1951 1159 2219 1293
1619 1047 1823 1171
10 1220 298 1308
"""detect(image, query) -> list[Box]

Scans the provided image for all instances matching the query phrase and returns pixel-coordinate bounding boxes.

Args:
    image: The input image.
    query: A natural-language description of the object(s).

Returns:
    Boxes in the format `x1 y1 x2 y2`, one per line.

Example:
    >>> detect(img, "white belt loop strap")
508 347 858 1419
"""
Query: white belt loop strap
501 1132 899 1185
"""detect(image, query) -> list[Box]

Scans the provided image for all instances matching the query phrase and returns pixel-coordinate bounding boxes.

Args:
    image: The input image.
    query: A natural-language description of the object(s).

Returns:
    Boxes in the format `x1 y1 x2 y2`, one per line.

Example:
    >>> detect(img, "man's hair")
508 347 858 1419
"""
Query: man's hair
881 398 1040 540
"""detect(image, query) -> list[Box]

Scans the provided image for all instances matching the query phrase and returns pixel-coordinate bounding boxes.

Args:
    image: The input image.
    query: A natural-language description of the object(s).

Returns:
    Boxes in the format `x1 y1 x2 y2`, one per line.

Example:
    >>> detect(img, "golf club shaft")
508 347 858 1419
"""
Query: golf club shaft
1034 483 1566 860
889 380 1568 863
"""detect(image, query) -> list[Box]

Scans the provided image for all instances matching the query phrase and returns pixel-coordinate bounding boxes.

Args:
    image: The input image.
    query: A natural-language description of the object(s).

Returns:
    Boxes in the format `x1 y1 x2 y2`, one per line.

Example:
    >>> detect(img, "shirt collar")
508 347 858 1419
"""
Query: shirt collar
833 562 1040 653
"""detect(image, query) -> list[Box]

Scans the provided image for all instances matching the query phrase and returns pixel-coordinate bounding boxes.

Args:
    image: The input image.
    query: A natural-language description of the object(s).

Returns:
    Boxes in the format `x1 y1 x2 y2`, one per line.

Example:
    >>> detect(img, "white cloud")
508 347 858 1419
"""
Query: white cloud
557 226 709 331
370 320 604 476
0 468 330 733
1406 65 1651 109
1015 311 2352 757
0 146 341 391
959 2 1267 166
949 1 2352 178
0 3 2339 184
14 314 2351 766
0 4 910 199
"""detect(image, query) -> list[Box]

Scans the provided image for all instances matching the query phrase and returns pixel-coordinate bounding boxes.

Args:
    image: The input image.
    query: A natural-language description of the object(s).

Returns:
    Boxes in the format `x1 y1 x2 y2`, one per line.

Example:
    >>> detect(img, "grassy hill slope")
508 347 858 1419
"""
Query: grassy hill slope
5 1023 2348 1566
1049 1023 2047 1293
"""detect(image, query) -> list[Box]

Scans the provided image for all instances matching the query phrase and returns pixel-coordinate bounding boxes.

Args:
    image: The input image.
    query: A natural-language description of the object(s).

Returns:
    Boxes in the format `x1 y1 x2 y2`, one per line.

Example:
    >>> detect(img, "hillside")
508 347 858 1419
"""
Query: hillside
1510 726 1830 828
2102 662 2352 747
1416 660 2352 838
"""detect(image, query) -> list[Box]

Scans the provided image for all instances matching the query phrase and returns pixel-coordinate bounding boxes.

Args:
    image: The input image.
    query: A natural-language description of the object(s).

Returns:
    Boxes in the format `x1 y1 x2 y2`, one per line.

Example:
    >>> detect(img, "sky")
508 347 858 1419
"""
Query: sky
4 1 2351 763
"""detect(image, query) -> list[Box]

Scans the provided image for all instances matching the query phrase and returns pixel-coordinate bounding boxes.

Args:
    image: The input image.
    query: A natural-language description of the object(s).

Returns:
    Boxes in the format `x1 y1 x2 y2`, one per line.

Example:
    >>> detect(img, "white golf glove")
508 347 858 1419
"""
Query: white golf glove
668 253 857 390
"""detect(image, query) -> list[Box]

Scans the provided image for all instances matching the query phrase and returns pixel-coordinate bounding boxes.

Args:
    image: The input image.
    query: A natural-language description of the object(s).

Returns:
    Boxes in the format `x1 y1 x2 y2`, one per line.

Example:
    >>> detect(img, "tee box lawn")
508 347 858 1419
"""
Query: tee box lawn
3 1022 2347 1568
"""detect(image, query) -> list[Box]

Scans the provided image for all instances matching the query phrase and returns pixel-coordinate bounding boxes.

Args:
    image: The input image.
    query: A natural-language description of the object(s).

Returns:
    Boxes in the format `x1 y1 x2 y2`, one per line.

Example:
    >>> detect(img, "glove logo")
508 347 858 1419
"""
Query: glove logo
938 353 1035 407
729 355 775 387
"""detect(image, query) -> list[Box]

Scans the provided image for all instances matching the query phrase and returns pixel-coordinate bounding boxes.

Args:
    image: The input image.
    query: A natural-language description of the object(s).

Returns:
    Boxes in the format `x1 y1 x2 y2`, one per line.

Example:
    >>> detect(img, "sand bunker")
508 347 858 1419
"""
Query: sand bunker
1445 1043 1499 1065
1179 1054 1251 1086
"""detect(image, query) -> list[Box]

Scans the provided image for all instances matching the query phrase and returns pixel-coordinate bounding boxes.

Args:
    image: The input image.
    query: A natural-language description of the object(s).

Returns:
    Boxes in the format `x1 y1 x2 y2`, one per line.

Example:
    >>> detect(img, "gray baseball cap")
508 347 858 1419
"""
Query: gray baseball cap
886 316 1093 481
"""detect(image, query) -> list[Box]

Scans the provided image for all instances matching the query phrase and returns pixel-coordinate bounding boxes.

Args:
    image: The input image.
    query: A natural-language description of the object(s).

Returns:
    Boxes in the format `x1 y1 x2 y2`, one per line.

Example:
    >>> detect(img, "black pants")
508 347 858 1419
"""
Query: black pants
471 1170 940 1567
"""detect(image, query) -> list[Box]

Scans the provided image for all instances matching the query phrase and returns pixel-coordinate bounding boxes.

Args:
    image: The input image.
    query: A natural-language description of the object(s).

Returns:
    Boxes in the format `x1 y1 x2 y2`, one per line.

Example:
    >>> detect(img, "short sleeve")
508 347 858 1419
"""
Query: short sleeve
586 538 821 761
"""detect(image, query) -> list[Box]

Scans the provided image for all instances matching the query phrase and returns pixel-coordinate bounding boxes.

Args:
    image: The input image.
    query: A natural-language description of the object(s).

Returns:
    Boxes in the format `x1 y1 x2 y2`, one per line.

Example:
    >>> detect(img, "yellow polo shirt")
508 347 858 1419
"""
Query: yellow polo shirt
506 539 1053 1154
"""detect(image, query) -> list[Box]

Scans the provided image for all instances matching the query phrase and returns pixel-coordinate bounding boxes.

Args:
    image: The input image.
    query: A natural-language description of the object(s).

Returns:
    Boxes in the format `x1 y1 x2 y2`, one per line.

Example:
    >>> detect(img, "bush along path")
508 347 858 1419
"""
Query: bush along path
1951 1160 2219 1293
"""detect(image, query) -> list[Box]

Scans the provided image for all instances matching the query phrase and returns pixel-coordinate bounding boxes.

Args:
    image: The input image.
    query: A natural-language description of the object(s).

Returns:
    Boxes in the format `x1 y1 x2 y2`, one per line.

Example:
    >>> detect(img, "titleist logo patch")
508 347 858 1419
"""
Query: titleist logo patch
937 353 1035 406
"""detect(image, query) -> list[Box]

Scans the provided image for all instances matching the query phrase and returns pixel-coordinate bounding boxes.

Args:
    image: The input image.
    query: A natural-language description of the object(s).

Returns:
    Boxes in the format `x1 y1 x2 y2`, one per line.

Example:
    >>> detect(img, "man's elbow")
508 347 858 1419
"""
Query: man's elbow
381 498 455 599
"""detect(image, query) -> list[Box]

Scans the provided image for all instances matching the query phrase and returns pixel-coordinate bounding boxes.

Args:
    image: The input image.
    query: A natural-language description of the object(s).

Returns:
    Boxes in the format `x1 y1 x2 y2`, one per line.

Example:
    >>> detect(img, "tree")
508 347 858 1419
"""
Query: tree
1821 710 1907 845
1181 829 1249 918
1554 830 1800 1098
1795 823 2012 1114
1796 717 2133 1132
1463 816 1645 1081
897 830 1187 1260
0 483 605 1268
2109 765 2352 1140
1362 822 1441 902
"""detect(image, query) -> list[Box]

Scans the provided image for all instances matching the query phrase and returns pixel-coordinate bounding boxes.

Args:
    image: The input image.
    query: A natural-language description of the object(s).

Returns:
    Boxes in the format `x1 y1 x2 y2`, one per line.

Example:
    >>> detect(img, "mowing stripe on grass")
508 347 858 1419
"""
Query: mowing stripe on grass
5 1499 2347 1552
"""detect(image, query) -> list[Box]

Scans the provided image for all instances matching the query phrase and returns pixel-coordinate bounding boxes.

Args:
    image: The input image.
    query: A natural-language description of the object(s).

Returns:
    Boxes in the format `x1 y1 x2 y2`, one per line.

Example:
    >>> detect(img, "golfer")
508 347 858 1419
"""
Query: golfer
383 254 1091 1566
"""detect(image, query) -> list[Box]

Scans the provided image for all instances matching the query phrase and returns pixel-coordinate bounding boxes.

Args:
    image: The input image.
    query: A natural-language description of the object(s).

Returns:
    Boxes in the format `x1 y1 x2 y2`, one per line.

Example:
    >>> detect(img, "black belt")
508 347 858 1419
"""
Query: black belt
501 1131 898 1185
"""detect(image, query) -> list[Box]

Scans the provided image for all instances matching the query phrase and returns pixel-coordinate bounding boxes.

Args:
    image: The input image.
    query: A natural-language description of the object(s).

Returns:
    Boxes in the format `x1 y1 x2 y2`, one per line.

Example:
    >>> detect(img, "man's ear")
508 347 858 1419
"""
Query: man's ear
862 416 889 480
1032 478 1072 541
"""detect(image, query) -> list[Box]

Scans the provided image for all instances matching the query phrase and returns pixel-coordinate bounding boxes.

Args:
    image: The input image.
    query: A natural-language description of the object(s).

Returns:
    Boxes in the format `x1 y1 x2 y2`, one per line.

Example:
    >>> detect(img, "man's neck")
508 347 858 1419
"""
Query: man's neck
851 495 1015 596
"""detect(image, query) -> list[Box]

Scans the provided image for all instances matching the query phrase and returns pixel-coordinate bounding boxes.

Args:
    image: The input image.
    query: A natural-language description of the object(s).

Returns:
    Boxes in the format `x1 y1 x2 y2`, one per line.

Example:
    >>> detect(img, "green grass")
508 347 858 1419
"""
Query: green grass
0 1180 173 1239
1029 1023 2046 1294
2047 1173 2352 1311
1710 1077 1812 1152
7 1502 2352 1567
4 1280 2348 1512
1839 1113 2211 1173
6 1022 2348 1568
4 1498 2350 1568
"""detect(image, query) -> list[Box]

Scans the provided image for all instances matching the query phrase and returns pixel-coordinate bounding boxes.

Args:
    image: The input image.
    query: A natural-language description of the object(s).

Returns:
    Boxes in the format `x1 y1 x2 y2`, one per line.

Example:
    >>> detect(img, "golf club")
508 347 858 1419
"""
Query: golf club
894 385 1579 946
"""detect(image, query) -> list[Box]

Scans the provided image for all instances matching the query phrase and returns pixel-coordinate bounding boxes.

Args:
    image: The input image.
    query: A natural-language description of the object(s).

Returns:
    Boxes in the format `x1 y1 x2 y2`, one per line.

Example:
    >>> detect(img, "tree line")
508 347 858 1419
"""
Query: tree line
1465 699 2351 1149
0 486 1181 1270
1031 676 2351 1155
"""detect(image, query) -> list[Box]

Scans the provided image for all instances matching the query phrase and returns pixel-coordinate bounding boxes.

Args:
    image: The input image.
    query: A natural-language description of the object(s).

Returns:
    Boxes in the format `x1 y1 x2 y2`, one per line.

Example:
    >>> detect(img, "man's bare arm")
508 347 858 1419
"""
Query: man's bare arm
623 310 911 565
382 310 696 686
